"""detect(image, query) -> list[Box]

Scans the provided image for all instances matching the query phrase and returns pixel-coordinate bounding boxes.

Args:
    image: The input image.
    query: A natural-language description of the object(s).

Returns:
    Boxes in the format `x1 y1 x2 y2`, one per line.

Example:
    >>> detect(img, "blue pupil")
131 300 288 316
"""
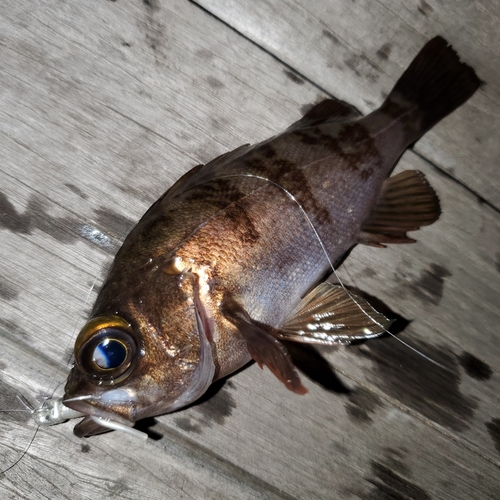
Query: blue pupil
93 339 127 369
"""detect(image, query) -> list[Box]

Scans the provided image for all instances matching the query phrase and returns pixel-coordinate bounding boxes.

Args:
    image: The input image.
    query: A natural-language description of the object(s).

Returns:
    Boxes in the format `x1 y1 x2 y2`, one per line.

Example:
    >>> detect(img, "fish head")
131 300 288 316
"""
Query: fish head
63 270 215 437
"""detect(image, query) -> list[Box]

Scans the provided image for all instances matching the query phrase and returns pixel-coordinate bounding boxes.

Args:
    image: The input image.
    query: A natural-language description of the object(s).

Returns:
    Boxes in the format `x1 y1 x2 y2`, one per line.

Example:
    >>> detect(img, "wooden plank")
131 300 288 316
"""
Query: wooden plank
0 0 499 498
2 329 500 500
0 340 297 500
165 369 500 500
196 0 500 209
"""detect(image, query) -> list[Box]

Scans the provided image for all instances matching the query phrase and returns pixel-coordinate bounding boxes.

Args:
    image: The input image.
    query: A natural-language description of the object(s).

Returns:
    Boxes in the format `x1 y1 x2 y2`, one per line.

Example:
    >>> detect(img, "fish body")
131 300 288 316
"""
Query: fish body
63 37 480 436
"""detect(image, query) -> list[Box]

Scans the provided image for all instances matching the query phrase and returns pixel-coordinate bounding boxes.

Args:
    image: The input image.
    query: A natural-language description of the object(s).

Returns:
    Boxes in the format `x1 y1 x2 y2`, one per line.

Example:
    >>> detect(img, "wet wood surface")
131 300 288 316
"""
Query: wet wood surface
0 0 499 498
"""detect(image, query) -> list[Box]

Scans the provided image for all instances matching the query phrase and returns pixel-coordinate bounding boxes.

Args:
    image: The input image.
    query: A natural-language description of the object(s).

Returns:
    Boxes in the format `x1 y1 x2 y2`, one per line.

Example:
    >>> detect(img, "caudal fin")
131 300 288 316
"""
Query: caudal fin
384 36 481 140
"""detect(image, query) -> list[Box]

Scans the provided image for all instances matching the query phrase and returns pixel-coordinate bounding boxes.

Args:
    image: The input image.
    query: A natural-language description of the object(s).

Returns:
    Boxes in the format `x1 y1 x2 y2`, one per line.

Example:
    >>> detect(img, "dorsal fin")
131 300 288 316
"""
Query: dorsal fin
359 170 441 247
287 98 361 131
165 144 252 199
201 143 253 171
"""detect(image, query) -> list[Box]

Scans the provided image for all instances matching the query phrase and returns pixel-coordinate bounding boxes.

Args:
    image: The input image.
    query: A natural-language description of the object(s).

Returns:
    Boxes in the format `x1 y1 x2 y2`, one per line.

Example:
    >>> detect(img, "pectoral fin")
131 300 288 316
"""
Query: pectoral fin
221 298 307 395
359 170 440 247
280 283 392 345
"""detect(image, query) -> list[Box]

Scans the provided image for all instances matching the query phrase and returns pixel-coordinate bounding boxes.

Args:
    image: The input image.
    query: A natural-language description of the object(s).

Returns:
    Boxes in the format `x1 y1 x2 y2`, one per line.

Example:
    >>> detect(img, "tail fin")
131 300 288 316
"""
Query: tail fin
384 36 481 140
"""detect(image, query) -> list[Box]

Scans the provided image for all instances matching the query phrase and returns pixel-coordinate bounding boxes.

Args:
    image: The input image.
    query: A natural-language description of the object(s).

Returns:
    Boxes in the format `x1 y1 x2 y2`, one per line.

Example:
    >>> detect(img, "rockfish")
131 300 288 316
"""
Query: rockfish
59 37 480 437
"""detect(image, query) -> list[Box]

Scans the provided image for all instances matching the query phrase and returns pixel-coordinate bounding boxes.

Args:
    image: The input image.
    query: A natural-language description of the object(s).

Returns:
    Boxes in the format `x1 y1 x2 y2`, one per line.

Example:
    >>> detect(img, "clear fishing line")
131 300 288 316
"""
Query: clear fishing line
340 261 452 373
217 172 452 373
0 255 112 475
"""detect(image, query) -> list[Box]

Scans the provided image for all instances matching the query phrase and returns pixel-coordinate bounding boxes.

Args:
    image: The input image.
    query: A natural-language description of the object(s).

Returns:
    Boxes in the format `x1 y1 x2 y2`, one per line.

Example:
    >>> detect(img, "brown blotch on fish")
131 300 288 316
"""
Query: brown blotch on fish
224 203 260 246
294 127 324 146
379 99 415 138
360 167 374 181
259 144 278 159
271 157 333 226
298 123 383 177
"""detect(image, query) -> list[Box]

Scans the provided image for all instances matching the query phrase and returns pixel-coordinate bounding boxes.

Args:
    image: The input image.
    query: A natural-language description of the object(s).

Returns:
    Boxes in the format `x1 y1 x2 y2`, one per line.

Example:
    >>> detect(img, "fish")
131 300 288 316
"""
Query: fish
55 36 479 437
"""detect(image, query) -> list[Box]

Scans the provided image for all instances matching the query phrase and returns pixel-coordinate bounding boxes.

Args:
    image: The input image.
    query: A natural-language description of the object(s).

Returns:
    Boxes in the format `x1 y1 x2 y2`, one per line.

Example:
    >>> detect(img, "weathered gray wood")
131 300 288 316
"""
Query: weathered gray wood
197 0 500 210
2 326 500 500
0 0 499 498
1 380 293 500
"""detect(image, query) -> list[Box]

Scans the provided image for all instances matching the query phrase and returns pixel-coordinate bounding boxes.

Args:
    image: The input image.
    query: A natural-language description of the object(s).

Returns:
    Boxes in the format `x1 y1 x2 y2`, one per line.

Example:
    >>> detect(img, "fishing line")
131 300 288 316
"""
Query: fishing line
46 269 102 400
0 382 39 476
0 426 40 476
341 262 452 373
0 254 113 475
218 172 452 373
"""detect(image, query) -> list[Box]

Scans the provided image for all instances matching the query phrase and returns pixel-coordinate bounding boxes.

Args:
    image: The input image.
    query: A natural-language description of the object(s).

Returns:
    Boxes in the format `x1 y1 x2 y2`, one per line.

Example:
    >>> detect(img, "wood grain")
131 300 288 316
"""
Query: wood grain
0 0 499 498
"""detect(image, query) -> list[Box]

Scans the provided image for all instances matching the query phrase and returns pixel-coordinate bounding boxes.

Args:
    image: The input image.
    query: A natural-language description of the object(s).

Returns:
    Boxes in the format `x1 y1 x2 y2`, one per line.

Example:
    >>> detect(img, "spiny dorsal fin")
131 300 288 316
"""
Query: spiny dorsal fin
201 143 253 171
279 283 392 345
359 170 441 248
166 144 253 199
221 297 307 395
287 98 361 131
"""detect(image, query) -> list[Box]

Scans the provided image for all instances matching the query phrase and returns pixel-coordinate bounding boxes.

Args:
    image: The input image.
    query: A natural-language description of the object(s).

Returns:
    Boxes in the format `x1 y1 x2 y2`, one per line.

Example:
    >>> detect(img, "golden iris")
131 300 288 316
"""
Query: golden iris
74 315 137 384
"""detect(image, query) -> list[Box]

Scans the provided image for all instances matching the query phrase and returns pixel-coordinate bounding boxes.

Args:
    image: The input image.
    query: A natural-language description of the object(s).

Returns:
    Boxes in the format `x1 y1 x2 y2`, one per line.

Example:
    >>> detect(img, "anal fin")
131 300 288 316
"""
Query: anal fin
280 283 392 345
359 170 441 247
221 298 307 395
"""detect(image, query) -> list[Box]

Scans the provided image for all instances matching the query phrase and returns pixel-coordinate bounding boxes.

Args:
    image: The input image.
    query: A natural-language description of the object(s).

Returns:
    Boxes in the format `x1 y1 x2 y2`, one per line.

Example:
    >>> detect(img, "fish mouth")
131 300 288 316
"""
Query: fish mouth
63 397 136 438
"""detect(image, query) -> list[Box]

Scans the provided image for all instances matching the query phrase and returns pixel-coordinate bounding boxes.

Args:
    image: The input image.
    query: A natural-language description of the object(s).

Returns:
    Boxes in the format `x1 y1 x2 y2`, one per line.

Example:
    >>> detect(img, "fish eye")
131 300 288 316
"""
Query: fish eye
74 316 138 384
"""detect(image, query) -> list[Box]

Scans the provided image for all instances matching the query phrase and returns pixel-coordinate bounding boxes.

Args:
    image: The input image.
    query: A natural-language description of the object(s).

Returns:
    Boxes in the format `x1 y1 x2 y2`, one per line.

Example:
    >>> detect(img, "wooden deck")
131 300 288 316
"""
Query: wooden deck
1 0 499 498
